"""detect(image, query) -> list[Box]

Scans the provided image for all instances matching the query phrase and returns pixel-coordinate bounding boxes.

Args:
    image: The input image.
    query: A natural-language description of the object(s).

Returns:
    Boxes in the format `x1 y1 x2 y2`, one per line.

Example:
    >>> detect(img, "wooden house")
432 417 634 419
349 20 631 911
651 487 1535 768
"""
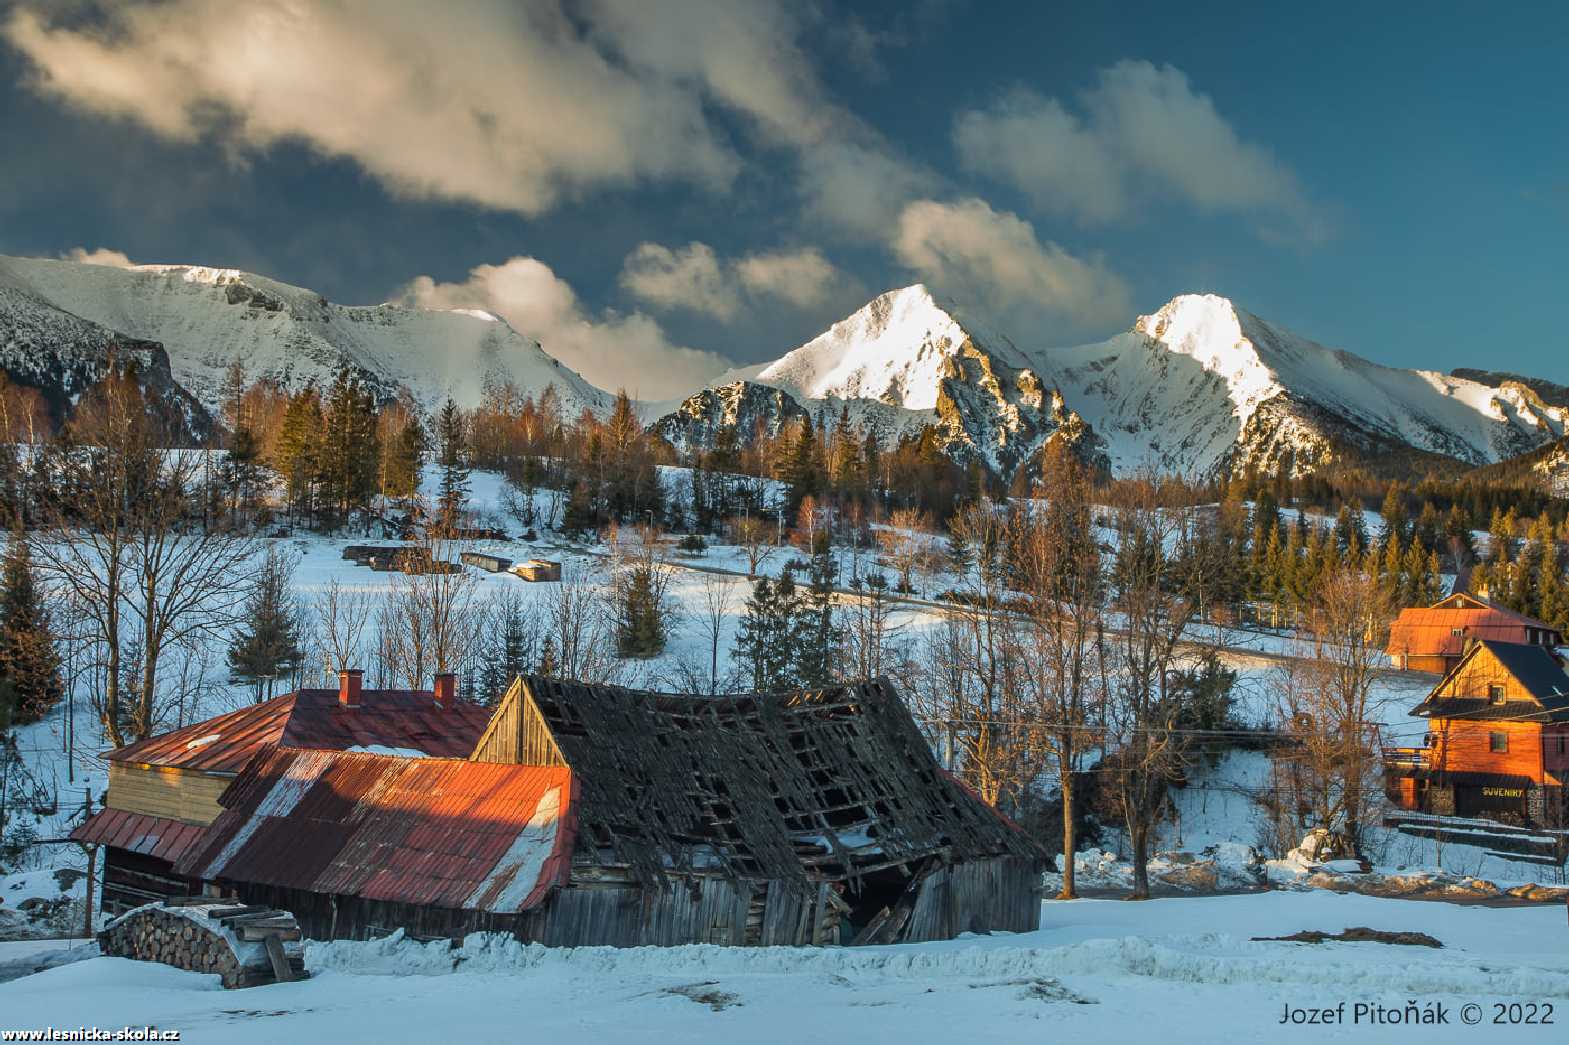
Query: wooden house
460 551 511 573
1385 640 1569 825
511 559 562 582
1385 592 1563 674
166 677 1045 947
71 671 491 915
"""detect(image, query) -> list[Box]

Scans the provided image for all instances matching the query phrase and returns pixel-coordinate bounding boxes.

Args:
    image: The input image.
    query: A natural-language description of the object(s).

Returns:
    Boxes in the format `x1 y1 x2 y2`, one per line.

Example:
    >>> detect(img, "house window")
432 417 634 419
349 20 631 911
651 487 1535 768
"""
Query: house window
1489 732 1508 753
1487 684 1506 704
1450 627 1465 637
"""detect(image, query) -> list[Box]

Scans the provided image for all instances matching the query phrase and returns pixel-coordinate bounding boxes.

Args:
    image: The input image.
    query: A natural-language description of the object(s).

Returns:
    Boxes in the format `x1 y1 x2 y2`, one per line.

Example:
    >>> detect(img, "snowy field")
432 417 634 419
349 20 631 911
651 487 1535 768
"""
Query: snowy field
2 891 1565 1044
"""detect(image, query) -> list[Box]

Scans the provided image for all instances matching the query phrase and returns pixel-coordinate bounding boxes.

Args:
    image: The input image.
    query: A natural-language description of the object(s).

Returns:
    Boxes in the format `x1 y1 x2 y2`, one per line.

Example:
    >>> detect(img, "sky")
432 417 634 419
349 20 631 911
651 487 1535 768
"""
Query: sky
1 0 1566 399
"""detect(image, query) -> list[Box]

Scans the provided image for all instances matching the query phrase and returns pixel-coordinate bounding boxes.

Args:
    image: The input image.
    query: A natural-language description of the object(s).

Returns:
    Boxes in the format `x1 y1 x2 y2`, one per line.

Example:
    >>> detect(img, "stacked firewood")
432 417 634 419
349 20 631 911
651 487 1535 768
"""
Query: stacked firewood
97 900 306 989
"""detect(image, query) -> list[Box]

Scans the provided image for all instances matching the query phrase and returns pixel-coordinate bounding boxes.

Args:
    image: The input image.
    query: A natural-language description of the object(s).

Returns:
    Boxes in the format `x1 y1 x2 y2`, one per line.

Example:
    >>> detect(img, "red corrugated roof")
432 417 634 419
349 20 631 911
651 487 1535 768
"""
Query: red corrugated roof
174 749 575 914
105 689 492 773
1387 603 1562 660
71 808 207 865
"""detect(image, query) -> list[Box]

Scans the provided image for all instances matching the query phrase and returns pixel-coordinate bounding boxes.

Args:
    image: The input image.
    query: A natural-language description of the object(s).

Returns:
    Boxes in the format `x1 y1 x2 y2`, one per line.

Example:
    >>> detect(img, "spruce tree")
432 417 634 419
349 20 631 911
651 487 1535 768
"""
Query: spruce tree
436 398 470 526
227 546 304 702
794 554 840 687
616 565 666 658
0 530 63 724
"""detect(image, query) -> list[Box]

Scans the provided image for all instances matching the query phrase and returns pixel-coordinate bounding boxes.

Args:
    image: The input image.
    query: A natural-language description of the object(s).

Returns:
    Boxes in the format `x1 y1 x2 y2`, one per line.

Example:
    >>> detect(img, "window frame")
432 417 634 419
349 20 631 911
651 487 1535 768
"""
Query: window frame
1488 731 1509 753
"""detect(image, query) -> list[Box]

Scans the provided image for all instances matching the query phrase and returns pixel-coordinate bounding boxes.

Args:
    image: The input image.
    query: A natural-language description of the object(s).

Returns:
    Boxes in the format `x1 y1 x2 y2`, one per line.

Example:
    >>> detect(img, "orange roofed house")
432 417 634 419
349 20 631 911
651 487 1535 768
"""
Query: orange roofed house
1385 640 1569 826
1386 592 1563 674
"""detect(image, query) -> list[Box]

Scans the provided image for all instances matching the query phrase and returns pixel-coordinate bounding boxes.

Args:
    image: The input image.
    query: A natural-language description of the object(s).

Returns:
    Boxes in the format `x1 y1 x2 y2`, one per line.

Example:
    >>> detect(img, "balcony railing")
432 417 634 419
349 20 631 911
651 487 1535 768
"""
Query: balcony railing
1381 746 1427 769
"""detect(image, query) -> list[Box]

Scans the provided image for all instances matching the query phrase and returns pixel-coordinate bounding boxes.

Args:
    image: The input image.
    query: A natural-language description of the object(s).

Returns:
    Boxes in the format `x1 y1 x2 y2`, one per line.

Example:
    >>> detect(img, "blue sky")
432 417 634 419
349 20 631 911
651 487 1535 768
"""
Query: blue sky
2 0 1565 397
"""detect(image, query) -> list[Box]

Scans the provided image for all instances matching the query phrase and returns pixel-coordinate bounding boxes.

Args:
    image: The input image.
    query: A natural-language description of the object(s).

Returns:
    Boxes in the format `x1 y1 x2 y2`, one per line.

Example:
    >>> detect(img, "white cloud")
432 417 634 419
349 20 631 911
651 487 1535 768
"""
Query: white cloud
620 243 847 317
894 198 1130 334
619 242 739 320
4 1 939 246
62 246 135 267
401 257 729 401
734 248 840 308
955 61 1321 236
3 1 747 215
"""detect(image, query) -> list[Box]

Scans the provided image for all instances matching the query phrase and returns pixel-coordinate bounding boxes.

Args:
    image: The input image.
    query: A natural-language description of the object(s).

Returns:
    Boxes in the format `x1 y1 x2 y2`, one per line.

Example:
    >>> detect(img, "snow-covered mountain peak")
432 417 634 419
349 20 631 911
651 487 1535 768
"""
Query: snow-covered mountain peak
0 253 609 418
1132 294 1280 416
754 283 1019 411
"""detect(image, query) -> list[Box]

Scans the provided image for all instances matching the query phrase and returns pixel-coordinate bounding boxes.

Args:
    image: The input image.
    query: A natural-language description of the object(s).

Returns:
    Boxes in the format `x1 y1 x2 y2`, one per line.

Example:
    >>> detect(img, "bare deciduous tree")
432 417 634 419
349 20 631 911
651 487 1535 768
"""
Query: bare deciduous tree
1271 558 1393 857
730 514 774 578
313 577 376 678
878 507 930 594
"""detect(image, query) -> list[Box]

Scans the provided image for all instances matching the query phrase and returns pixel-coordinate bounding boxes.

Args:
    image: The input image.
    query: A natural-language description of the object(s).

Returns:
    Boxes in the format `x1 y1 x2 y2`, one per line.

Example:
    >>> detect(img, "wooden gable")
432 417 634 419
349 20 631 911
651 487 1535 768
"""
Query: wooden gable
468 677 567 767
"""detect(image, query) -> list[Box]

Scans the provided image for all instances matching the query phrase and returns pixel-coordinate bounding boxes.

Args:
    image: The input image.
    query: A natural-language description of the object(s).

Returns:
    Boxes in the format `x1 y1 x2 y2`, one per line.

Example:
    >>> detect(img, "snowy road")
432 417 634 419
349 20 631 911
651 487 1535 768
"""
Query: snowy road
2 891 1564 1044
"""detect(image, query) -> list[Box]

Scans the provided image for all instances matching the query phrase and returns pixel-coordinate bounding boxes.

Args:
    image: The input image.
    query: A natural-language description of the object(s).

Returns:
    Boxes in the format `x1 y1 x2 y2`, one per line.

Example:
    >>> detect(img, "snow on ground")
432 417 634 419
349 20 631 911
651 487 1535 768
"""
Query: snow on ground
2 891 1565 1044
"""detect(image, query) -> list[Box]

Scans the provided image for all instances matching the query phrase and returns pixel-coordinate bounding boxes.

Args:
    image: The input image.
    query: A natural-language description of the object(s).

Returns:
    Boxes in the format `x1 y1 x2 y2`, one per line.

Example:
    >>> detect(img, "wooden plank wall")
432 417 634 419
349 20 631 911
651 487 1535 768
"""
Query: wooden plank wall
1427 720 1544 781
901 857 1043 942
469 682 565 766
102 849 205 916
107 763 232 825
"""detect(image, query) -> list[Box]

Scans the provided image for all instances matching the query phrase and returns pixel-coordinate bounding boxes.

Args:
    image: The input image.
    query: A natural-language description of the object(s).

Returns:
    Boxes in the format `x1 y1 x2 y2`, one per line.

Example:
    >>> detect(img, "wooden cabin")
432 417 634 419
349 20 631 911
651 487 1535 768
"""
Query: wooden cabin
72 671 491 915
1385 640 1569 825
511 559 562 582
460 551 512 573
168 677 1046 947
1386 592 1563 674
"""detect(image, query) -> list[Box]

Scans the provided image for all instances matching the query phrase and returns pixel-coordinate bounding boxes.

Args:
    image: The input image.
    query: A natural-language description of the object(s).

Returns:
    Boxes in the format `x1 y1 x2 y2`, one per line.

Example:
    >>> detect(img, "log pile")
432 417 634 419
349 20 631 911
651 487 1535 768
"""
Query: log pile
97 899 307 989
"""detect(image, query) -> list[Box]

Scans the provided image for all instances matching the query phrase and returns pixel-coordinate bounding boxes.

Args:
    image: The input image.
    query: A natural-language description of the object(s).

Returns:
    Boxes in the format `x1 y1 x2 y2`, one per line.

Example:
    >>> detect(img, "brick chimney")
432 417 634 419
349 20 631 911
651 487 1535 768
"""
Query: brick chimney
433 673 457 708
338 668 363 708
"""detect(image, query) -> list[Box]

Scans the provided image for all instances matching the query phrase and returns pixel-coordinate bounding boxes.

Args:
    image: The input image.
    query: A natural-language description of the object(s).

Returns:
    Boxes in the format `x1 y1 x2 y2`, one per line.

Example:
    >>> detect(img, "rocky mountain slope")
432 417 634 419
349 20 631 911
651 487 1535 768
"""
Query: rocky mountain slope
663 286 1568 482
0 282 212 442
687 285 1107 474
1036 295 1568 478
0 255 609 419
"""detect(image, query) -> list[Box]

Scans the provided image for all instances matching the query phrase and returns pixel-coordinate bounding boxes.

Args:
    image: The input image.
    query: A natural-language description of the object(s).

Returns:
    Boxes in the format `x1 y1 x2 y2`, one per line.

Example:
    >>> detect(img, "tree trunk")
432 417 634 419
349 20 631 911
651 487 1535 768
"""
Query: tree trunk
1128 820 1151 900
1058 739 1077 900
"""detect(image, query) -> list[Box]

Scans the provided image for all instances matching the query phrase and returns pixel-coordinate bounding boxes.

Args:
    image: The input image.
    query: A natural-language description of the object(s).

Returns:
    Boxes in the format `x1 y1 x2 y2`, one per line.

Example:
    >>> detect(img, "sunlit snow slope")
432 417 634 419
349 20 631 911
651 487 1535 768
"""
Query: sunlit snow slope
0 255 609 416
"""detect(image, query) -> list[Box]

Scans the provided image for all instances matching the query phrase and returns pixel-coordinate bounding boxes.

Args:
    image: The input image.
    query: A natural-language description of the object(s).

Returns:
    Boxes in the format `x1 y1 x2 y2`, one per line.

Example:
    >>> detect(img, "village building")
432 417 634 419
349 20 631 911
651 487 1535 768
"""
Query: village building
71 671 490 915
1385 591 1563 674
1384 639 1569 825
80 675 1044 948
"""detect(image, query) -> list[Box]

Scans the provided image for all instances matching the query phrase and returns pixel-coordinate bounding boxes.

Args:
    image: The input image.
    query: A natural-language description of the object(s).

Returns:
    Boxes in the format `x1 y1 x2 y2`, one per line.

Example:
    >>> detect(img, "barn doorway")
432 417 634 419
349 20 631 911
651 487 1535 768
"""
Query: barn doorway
842 863 926 945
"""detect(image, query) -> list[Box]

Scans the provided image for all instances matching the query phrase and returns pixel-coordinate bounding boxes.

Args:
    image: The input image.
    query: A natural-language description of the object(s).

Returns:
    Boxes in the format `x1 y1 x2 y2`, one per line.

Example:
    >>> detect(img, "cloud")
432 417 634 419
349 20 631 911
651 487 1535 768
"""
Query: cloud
620 242 847 318
401 257 729 401
4 1 940 247
735 248 840 308
619 242 739 320
955 61 1322 237
894 198 1130 334
62 246 135 267
2 1 750 215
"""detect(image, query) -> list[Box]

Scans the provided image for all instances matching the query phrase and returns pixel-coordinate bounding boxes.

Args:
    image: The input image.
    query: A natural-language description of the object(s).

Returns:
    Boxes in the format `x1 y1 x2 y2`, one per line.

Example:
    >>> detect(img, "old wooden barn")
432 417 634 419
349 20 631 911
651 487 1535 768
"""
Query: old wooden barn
155 676 1044 947
71 671 491 914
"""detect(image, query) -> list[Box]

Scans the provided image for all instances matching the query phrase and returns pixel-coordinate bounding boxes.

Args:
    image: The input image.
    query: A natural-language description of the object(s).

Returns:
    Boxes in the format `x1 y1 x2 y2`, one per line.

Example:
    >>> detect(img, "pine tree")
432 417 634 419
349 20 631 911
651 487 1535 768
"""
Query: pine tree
321 368 379 523
793 554 840 687
227 546 303 702
274 386 325 523
616 565 666 657
735 574 801 690
537 636 559 678
436 398 470 526
0 529 63 724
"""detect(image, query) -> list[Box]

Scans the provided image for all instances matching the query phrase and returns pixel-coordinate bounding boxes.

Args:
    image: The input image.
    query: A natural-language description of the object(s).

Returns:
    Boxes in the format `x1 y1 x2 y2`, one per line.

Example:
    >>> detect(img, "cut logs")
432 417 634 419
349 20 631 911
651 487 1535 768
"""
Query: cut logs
97 900 307 988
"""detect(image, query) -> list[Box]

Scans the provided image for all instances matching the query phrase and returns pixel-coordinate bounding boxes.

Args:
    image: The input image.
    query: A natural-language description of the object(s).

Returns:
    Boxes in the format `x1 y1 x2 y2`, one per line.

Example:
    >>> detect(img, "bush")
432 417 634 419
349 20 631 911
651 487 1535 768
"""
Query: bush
677 533 708 555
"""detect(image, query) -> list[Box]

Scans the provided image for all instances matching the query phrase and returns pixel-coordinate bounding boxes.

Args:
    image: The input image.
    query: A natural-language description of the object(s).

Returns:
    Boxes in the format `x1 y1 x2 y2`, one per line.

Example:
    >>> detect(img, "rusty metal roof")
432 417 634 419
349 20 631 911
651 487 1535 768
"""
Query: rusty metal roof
105 689 492 773
174 749 575 914
71 808 207 864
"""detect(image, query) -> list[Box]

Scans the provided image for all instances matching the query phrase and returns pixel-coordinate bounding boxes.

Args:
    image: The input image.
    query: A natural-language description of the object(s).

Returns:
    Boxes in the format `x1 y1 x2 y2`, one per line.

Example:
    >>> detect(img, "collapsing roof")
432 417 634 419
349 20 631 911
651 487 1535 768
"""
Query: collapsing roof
175 748 575 914
472 676 1042 890
106 689 494 773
